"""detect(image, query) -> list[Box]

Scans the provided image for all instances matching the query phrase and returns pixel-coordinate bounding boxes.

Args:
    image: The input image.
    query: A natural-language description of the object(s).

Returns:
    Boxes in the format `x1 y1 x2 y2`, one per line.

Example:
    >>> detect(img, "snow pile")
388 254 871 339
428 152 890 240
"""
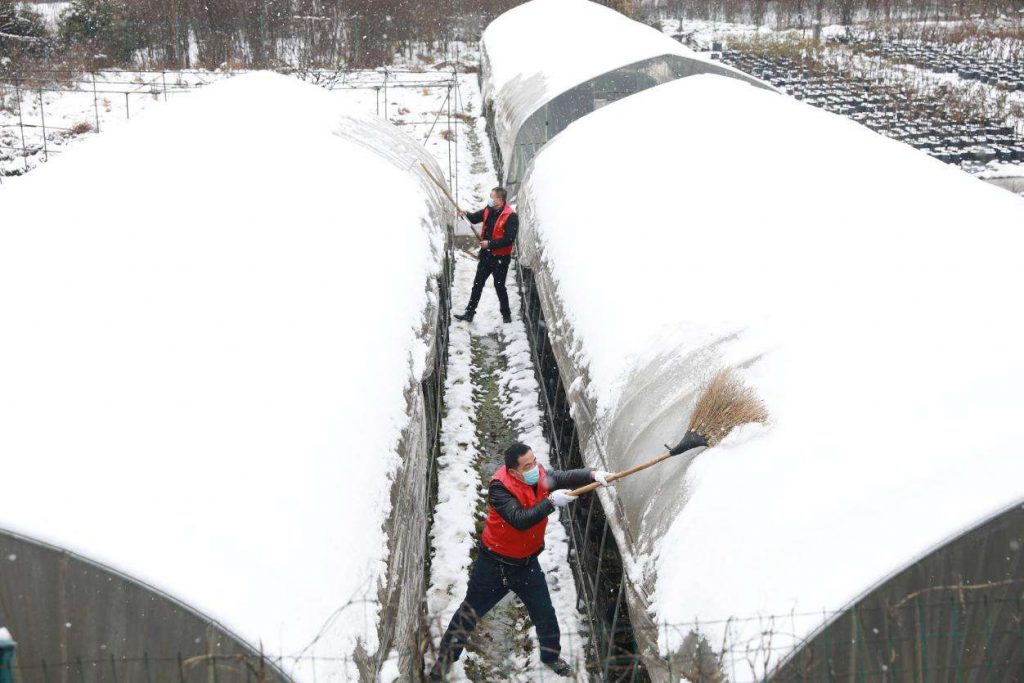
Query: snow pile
0 71 451 680
516 73 1024 678
480 0 755 180
482 0 697 100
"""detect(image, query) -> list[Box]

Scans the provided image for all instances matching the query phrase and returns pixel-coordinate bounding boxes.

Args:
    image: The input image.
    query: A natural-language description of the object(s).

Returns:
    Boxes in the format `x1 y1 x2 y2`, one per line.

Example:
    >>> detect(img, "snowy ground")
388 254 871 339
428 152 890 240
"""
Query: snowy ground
662 15 1024 51
0 70 222 178
0 64 476 184
660 17 1024 187
661 16 853 47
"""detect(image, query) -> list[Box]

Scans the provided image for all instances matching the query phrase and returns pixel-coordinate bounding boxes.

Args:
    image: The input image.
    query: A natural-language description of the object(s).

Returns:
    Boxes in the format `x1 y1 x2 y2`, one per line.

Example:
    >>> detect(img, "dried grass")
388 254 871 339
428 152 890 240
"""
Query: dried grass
688 369 769 446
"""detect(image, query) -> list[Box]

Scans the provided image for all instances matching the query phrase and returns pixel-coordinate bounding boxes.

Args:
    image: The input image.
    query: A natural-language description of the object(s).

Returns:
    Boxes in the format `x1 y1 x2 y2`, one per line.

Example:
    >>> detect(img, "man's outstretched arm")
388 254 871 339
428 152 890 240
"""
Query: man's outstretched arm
462 207 485 224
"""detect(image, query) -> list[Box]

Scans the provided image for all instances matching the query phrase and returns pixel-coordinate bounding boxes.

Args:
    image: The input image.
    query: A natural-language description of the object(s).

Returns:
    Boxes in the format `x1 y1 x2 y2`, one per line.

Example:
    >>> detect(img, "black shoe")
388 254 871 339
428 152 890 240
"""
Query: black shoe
427 661 445 681
454 311 474 322
544 658 573 677
501 312 512 324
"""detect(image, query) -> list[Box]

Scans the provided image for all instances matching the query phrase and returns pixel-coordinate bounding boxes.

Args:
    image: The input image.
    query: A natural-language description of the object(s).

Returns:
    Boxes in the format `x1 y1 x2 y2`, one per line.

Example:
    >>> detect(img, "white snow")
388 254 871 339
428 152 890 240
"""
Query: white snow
517 73 1024 679
0 71 449 681
426 252 484 676
482 0 696 100
22 1 69 29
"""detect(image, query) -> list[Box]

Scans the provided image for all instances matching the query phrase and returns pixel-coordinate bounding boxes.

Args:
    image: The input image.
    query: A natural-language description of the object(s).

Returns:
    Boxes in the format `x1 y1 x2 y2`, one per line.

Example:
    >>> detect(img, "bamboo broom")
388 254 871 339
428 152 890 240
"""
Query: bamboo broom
420 163 483 242
569 369 769 497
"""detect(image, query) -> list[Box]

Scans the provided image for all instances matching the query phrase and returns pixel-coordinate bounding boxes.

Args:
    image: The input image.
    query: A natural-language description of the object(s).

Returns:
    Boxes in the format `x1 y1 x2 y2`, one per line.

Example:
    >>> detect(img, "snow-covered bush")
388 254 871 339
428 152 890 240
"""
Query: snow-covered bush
0 0 50 61
59 0 145 65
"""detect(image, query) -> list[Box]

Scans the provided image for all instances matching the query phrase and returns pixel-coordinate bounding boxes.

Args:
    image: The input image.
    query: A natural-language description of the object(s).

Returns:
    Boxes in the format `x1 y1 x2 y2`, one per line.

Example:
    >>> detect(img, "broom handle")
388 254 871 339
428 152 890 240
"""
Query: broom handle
420 163 483 241
568 451 673 497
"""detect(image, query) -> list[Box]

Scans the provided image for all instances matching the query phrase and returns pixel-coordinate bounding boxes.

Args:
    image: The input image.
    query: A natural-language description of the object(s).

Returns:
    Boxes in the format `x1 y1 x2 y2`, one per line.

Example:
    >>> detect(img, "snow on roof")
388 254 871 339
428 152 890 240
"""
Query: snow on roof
480 0 751 175
0 72 449 680
516 73 1024 678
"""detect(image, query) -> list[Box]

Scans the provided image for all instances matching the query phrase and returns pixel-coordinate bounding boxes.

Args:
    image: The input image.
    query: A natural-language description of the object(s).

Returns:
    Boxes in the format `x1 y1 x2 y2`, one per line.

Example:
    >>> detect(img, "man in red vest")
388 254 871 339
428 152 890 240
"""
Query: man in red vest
455 186 517 324
429 442 612 680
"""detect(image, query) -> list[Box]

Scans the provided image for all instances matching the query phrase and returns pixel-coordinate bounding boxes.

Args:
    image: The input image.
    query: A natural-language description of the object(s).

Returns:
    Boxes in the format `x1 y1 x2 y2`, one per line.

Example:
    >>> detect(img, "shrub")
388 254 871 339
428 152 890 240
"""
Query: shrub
0 0 51 61
59 0 145 65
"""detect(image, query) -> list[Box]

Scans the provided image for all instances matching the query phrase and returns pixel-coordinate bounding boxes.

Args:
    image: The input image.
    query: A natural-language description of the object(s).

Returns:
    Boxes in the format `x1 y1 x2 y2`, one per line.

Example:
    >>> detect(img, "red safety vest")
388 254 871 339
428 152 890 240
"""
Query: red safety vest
481 464 549 559
483 203 516 257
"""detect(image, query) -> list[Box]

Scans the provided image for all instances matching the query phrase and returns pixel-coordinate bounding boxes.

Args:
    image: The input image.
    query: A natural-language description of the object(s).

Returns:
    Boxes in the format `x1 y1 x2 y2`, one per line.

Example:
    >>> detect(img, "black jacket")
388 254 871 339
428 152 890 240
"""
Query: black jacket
488 466 594 534
465 204 519 253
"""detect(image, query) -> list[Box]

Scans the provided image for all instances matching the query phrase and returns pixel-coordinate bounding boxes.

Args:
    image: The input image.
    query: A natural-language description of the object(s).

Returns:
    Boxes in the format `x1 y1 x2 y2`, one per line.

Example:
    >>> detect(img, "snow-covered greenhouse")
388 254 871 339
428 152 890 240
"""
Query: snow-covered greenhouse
484 9 1024 680
0 72 454 683
479 0 771 195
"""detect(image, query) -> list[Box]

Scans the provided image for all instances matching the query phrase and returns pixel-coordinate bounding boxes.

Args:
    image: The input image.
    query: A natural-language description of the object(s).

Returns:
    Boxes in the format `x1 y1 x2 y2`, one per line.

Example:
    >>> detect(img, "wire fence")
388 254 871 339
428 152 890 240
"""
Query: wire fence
0 65 469 188
0 69 217 177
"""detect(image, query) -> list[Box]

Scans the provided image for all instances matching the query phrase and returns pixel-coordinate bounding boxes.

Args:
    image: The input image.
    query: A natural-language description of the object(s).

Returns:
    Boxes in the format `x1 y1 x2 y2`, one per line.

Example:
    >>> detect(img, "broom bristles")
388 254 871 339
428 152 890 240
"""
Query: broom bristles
687 369 768 447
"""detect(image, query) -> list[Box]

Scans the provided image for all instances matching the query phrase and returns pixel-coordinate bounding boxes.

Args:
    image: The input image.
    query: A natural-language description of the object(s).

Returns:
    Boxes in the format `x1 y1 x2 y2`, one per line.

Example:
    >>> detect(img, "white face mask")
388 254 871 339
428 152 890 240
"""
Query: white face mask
486 197 496 208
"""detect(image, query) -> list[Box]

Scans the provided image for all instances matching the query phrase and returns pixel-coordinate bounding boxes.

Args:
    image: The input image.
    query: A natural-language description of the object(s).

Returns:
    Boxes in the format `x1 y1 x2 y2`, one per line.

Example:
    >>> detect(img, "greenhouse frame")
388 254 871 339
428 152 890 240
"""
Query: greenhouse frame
0 73 455 683
478 4 1024 677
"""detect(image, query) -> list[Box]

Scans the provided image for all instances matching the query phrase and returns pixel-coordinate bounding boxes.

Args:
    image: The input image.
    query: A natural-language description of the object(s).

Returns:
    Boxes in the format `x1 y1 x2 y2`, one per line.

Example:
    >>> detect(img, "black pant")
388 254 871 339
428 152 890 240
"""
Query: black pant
465 252 511 318
434 550 561 672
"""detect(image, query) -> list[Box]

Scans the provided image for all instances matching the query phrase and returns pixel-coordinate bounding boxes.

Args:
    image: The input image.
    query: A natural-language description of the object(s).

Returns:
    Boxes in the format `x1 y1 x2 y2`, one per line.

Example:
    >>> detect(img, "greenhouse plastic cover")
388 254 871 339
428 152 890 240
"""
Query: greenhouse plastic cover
480 0 755 180
0 72 452 681
515 74 1024 680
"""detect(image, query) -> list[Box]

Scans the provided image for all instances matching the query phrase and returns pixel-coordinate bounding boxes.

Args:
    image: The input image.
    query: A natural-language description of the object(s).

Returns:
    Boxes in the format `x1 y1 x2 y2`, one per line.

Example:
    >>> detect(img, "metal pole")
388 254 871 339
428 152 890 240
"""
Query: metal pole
452 76 458 205
447 83 453 188
14 77 28 171
162 71 168 101
38 89 48 162
604 574 628 678
125 92 130 120
91 71 101 132
383 69 388 120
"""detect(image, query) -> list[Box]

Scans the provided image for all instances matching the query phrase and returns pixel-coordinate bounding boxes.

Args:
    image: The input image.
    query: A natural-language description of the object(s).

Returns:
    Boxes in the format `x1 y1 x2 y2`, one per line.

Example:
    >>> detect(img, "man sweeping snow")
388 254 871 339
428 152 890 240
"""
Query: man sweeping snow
429 442 611 680
454 187 518 324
